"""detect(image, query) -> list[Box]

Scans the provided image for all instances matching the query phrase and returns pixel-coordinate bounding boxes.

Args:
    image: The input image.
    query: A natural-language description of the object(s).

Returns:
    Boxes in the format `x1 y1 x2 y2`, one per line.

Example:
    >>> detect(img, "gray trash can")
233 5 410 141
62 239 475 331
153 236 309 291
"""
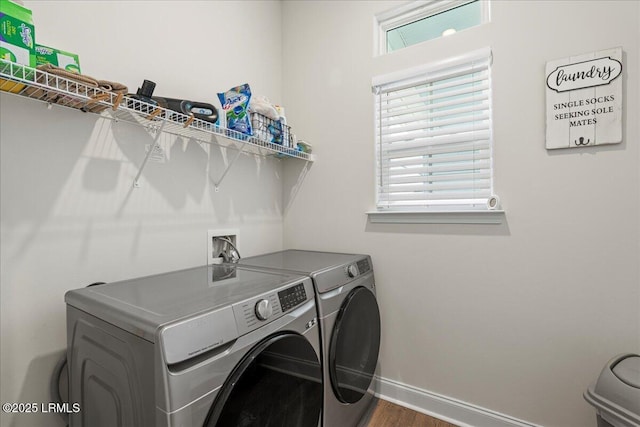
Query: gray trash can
584 353 640 427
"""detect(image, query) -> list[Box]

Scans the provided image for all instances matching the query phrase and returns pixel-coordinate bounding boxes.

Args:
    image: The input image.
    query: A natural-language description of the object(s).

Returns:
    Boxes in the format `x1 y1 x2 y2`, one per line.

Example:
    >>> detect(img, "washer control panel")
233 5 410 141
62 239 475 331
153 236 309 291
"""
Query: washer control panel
278 283 307 312
254 299 273 320
232 278 313 337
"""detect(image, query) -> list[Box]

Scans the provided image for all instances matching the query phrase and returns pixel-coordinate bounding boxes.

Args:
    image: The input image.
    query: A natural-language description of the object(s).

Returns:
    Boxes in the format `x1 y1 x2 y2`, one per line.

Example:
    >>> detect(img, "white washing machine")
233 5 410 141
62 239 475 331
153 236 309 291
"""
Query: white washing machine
236 250 381 427
65 263 322 427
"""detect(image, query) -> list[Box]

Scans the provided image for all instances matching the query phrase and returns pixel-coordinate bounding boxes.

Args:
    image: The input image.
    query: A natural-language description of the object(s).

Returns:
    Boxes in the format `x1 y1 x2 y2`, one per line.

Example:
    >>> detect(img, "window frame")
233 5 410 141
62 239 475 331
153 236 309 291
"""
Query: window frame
368 47 503 224
375 0 491 56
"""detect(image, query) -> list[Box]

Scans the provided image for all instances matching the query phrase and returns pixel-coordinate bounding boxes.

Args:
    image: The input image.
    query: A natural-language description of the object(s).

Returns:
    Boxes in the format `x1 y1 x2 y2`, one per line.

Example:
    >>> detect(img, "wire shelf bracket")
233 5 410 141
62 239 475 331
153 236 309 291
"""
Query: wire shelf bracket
133 120 167 188
211 142 248 192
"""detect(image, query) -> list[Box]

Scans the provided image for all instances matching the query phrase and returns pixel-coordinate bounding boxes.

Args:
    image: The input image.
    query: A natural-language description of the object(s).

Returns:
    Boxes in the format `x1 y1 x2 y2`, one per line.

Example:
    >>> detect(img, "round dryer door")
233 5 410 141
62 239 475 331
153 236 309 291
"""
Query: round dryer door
329 286 381 404
204 332 322 427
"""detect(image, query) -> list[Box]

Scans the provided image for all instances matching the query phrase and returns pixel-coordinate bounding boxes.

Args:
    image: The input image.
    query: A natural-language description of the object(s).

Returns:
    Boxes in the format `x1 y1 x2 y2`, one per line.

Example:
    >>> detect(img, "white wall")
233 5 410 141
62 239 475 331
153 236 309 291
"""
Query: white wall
0 2 285 426
282 1 640 427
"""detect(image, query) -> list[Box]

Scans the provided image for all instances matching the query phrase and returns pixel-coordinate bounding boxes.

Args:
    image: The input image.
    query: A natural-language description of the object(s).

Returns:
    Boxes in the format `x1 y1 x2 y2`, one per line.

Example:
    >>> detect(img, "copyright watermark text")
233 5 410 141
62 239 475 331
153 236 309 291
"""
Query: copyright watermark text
2 402 80 414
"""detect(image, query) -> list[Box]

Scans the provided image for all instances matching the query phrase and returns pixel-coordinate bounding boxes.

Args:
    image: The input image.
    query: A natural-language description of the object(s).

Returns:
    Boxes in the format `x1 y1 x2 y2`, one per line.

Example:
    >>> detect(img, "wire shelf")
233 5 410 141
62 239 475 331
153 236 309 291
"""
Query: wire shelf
0 60 315 163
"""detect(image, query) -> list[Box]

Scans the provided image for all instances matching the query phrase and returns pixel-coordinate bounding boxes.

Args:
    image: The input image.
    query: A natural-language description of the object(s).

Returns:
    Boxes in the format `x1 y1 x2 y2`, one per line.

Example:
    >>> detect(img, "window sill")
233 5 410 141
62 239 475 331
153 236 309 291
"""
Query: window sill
366 210 505 224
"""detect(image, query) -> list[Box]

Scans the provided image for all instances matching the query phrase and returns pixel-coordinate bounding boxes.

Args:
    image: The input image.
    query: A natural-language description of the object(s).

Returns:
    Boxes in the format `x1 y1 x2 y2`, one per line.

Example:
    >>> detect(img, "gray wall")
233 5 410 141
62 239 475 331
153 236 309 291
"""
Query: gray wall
0 2 286 426
281 1 640 426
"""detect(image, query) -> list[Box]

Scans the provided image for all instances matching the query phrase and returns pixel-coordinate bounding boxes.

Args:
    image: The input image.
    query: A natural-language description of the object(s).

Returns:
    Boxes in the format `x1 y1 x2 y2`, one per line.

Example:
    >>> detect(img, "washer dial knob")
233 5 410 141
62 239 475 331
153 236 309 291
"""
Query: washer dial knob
255 299 273 321
347 264 358 278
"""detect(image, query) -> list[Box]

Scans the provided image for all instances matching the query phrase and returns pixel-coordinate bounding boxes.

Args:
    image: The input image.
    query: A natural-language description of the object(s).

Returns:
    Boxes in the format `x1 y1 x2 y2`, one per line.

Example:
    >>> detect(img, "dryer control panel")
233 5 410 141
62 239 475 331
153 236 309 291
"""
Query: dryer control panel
312 255 374 294
347 257 372 278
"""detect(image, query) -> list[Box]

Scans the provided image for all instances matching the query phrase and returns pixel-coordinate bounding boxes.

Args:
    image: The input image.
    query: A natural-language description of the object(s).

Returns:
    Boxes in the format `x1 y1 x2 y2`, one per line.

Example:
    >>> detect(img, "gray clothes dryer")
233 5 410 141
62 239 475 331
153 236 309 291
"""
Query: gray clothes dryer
65 263 323 427
236 250 381 427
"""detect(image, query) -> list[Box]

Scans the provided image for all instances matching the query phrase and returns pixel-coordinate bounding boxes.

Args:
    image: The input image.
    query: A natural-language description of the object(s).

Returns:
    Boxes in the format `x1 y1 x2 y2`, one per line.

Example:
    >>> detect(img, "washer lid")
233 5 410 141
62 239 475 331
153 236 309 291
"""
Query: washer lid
613 355 640 388
65 264 307 342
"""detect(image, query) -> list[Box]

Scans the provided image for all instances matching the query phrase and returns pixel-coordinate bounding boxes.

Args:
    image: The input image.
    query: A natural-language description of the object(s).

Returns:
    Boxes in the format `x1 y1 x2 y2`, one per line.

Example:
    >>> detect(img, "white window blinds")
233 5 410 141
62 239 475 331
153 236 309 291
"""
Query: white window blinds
373 48 493 211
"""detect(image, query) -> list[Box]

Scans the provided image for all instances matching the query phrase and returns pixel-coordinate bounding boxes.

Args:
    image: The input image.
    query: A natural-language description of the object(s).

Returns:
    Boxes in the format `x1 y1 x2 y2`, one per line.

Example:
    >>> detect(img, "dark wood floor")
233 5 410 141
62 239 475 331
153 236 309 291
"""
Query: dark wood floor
365 399 459 427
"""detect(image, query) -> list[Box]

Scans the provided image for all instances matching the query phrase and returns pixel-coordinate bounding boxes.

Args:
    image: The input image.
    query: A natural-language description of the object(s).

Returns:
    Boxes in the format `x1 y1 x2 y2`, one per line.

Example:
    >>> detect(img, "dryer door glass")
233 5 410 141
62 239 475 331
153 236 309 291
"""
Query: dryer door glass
204 333 322 427
329 286 381 403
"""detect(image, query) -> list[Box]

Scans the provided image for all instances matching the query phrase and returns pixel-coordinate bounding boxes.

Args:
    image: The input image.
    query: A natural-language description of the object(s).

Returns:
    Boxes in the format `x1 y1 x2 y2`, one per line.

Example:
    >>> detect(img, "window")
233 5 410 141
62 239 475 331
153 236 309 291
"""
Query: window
372 48 494 214
377 0 489 55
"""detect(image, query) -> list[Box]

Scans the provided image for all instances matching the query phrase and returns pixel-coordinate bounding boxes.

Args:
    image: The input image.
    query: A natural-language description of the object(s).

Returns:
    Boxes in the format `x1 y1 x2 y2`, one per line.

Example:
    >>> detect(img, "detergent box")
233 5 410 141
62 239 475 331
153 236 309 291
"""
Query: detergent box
36 44 81 73
0 0 36 92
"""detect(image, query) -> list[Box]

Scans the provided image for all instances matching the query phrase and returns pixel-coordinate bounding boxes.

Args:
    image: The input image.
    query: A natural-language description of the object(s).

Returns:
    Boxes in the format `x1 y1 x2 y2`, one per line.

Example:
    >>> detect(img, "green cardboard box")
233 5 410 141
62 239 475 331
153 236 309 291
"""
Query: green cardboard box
35 44 81 73
0 0 36 92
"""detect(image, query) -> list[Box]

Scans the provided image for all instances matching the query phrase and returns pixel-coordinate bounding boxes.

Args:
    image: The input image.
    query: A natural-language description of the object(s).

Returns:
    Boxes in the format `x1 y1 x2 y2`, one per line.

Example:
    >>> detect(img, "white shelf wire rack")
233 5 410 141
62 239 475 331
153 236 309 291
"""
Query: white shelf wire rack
0 60 314 188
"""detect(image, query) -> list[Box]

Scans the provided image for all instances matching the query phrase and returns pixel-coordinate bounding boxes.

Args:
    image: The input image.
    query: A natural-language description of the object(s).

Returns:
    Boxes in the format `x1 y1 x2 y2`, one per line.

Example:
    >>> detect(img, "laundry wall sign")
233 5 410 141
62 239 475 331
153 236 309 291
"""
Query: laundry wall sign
545 47 622 149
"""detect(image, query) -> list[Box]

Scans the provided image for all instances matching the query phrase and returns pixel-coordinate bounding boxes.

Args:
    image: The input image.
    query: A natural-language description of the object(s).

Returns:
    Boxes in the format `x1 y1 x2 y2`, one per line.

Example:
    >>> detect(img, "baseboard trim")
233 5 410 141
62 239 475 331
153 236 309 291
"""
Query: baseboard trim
372 376 542 427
